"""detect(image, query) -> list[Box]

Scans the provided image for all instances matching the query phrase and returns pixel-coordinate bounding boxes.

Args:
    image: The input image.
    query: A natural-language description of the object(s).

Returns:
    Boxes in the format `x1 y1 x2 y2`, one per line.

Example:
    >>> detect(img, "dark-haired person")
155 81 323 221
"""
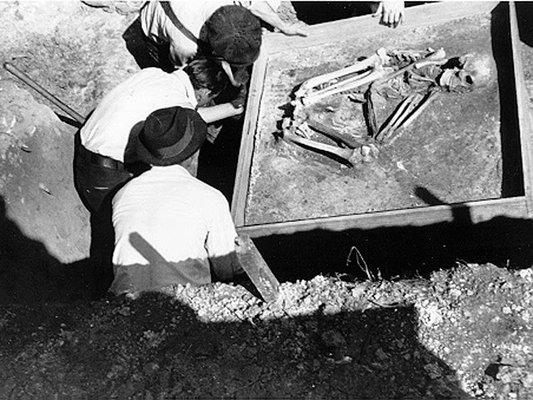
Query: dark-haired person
76 59 239 215
110 106 242 297
74 59 240 297
139 1 306 84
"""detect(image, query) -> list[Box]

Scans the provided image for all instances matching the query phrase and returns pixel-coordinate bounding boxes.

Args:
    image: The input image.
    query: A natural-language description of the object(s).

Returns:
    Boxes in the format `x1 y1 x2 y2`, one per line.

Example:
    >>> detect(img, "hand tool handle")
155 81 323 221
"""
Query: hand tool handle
3 62 86 124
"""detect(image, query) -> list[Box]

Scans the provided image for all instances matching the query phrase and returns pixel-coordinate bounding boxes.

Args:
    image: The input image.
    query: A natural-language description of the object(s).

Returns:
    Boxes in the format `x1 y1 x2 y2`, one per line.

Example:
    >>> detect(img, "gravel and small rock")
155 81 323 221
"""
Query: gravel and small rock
1 263 532 399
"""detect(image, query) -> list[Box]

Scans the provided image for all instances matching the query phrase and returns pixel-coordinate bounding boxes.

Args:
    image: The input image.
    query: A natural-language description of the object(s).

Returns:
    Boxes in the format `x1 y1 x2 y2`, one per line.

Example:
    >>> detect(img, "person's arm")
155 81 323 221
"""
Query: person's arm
196 103 243 123
373 0 405 28
247 1 307 36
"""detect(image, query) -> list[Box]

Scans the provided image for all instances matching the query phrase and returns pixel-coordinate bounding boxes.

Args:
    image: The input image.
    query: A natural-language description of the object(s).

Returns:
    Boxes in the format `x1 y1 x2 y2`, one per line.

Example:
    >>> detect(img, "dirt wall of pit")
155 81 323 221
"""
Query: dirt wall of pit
0 1 139 265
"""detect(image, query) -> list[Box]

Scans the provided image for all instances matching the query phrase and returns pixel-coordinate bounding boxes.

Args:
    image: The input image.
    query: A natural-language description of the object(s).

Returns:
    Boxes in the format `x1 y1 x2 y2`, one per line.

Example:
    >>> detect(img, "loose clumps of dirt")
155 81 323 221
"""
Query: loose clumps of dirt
1 263 532 399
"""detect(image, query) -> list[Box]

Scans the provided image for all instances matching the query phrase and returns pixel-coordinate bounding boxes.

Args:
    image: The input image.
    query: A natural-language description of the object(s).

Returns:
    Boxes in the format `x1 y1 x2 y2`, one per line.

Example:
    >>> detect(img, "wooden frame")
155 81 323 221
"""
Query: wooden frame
232 1 533 238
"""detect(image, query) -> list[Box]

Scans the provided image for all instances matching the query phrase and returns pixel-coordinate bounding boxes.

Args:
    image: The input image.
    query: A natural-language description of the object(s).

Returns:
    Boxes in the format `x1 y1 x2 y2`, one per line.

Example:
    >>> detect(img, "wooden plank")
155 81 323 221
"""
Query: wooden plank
509 2 533 216
236 234 280 302
230 55 268 225
261 2 498 55
236 197 529 238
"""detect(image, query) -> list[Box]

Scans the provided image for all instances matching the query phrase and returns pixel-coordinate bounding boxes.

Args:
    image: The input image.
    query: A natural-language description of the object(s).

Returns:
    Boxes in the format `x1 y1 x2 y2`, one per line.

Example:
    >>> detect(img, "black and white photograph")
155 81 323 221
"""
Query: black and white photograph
0 0 532 398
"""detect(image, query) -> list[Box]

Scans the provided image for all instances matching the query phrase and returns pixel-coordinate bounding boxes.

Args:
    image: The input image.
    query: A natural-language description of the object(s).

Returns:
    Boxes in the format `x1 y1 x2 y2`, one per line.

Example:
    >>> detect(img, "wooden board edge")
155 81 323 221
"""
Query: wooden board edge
509 1 533 217
236 197 529 238
231 55 268 225
236 234 280 302
262 1 498 56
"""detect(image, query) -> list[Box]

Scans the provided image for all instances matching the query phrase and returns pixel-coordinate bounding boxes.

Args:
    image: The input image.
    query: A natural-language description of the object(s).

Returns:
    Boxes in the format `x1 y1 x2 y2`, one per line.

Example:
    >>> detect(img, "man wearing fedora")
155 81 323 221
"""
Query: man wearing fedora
110 106 242 296
75 58 240 298
76 58 240 215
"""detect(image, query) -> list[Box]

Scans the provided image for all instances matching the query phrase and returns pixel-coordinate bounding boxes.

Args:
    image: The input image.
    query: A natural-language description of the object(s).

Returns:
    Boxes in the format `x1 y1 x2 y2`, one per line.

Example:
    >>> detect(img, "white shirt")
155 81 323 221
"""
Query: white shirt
140 0 281 66
110 164 239 295
80 68 197 162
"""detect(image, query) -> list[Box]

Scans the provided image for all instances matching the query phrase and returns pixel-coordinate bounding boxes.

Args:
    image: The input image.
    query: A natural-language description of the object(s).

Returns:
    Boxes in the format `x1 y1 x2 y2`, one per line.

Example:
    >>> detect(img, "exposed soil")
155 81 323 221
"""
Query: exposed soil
246 12 512 226
1 263 532 399
0 0 138 266
0 2 532 400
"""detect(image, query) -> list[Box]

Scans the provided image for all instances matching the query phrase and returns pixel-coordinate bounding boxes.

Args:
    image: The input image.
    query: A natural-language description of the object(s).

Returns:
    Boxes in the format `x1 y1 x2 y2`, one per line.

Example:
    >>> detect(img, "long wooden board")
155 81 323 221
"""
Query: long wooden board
509 1 533 216
236 235 280 301
236 196 527 238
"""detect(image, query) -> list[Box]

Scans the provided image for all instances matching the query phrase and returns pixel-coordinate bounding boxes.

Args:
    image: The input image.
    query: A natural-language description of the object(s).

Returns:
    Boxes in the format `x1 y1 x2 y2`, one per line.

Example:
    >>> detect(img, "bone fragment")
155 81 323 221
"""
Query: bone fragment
373 48 447 88
364 87 378 138
282 130 357 164
348 93 365 103
302 67 390 106
382 93 423 142
415 58 447 69
388 90 439 145
376 92 420 141
390 93 422 129
306 117 366 148
295 48 388 98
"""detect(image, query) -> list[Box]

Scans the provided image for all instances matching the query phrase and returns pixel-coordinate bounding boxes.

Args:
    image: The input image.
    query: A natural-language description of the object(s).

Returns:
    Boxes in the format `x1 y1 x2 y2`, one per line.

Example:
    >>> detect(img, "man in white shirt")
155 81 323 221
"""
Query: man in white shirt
74 58 241 298
110 106 242 296
139 1 305 73
75 58 241 214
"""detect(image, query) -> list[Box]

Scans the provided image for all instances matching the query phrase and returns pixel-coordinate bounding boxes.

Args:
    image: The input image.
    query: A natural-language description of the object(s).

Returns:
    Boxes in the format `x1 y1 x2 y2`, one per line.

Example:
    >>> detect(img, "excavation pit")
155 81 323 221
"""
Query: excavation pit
233 2 532 237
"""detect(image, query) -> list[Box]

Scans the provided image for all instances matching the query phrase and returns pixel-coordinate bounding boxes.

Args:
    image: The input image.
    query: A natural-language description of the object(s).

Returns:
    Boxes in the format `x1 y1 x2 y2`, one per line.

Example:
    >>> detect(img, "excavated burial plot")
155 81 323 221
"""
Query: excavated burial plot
244 11 518 226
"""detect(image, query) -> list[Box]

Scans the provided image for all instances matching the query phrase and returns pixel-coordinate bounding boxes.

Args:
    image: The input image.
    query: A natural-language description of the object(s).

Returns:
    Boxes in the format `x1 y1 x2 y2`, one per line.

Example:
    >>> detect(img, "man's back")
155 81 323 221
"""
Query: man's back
110 164 238 295
80 68 196 162
140 1 230 66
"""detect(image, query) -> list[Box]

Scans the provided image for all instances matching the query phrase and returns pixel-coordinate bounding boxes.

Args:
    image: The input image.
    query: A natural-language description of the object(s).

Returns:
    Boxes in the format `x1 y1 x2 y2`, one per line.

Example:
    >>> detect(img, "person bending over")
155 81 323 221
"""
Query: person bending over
110 106 243 297
74 59 239 297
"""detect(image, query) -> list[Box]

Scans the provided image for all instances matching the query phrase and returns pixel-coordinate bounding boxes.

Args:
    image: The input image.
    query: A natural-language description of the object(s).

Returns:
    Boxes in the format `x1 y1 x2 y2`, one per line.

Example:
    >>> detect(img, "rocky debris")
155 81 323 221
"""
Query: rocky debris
0 263 531 399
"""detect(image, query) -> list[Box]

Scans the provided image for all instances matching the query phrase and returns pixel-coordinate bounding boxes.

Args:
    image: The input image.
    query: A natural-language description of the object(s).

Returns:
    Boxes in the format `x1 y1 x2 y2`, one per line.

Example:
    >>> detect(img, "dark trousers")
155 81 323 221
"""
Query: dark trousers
74 135 136 298
122 17 175 72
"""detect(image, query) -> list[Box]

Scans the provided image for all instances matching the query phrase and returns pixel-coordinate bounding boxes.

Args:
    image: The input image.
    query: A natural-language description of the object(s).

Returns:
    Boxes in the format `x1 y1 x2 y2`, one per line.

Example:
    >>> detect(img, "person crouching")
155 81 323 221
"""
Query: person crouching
110 106 242 297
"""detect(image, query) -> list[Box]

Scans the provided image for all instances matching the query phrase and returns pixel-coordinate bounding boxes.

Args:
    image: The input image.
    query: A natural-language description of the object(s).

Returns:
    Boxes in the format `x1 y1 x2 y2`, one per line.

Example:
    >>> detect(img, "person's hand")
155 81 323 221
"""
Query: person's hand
276 22 308 37
373 0 405 28
230 85 248 109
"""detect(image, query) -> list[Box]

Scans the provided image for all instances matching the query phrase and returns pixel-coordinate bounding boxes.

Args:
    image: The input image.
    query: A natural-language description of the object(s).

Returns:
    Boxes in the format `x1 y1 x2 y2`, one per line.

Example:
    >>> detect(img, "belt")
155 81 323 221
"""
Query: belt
79 146 125 171
90 153 124 170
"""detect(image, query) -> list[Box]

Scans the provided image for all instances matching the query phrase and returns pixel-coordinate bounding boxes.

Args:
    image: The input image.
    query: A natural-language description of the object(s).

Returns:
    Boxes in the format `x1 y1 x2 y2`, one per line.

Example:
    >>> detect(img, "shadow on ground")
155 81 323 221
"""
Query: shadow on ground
516 2 533 47
0 292 472 399
254 200 533 283
0 196 92 304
